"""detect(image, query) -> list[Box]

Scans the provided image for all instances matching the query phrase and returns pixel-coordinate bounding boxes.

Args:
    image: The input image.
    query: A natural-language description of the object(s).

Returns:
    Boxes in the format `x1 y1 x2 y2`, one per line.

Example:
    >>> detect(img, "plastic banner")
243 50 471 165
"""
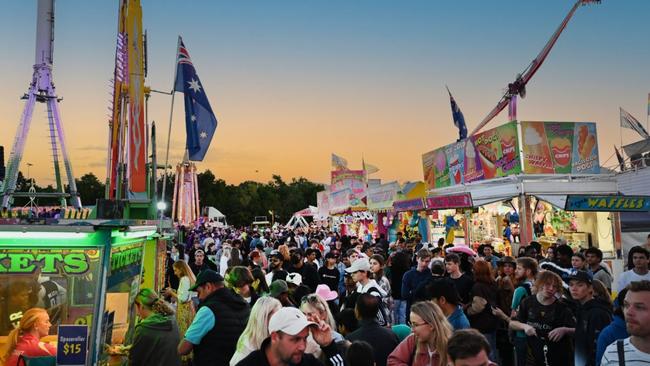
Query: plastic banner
317 190 330 217
521 121 599 174
422 121 521 189
367 182 400 212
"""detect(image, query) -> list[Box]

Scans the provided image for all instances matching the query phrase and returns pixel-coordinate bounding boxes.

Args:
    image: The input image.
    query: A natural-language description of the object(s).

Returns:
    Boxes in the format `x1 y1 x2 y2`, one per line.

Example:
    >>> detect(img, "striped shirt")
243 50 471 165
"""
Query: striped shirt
601 338 650 365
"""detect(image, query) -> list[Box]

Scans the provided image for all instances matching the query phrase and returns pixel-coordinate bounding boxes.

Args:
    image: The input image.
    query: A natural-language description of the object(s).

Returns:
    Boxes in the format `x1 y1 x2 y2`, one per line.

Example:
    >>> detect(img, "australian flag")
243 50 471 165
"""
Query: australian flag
174 37 218 161
446 86 468 140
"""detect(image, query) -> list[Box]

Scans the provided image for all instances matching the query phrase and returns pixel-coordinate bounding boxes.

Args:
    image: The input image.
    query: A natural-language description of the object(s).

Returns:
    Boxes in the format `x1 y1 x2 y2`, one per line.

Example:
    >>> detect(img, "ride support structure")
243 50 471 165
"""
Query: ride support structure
1 0 81 209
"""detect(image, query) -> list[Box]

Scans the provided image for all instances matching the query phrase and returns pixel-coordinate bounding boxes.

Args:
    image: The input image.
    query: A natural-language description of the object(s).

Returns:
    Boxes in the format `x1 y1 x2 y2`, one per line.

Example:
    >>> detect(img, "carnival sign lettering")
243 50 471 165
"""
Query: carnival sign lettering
426 193 473 210
565 195 650 212
111 246 143 272
0 251 89 274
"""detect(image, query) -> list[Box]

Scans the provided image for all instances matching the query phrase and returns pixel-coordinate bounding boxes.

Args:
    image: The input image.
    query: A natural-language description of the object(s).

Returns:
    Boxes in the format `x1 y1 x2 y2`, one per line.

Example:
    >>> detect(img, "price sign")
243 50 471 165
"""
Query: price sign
57 325 88 366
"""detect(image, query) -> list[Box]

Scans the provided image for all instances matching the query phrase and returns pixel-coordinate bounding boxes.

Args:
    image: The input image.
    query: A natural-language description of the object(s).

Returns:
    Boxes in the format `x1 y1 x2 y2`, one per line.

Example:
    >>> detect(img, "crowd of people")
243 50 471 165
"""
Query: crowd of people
2 222 650 366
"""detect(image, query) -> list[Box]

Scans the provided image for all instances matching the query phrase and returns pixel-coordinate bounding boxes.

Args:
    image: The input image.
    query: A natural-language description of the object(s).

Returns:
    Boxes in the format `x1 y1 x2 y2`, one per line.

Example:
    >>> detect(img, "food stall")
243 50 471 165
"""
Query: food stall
391 182 428 243
423 120 622 255
0 220 164 365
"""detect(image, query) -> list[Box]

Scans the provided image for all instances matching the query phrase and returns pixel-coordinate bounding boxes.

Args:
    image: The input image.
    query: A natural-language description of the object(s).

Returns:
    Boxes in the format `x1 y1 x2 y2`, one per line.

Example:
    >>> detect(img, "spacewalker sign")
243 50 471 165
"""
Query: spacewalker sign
565 195 650 212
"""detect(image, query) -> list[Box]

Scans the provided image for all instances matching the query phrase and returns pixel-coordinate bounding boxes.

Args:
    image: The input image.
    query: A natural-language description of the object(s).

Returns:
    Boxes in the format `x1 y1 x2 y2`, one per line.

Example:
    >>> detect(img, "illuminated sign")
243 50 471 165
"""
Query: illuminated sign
0 250 90 274
565 195 650 212
110 246 143 272
426 193 473 210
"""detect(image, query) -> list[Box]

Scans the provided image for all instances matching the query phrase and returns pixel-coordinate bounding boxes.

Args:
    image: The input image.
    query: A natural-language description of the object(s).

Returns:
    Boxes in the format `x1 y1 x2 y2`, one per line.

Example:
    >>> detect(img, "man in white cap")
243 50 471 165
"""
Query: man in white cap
342 258 389 326
235 307 344 366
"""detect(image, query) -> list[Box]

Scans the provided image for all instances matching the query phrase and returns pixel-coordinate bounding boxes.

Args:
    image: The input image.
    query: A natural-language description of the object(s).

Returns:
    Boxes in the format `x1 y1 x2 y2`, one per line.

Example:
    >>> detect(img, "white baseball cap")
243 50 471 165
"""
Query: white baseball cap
286 272 303 286
268 307 316 335
345 258 371 273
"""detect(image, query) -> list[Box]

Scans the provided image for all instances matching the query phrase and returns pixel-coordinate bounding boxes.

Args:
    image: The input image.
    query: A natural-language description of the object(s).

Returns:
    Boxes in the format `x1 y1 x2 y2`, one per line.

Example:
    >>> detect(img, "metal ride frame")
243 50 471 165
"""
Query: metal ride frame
1 0 81 209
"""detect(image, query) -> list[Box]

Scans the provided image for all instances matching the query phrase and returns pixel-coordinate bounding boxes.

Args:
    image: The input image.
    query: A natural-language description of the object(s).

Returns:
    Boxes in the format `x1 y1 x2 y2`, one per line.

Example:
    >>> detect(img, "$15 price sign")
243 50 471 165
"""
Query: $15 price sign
57 325 88 366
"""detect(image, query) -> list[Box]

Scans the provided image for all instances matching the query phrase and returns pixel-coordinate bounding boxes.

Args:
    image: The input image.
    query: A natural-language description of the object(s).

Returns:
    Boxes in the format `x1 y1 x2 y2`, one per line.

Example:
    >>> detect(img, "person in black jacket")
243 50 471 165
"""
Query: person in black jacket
130 288 181 366
178 270 250 366
345 293 399 366
288 248 320 292
235 307 344 366
569 270 612 366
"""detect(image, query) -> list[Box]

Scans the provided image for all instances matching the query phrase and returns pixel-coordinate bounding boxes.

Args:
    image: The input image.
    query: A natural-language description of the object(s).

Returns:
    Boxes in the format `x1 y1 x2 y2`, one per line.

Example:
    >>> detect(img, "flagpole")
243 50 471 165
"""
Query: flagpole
161 35 182 211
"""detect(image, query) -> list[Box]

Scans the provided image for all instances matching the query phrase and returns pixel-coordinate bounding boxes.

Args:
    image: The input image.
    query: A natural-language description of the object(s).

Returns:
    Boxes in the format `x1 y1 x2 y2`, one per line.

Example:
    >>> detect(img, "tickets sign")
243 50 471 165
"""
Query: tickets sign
566 195 650 212
521 122 600 174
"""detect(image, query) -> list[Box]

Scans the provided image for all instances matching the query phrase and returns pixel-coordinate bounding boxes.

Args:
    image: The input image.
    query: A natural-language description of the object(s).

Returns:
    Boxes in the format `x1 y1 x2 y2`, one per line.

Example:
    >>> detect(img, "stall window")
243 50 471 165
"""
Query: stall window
0 248 102 336
100 242 144 354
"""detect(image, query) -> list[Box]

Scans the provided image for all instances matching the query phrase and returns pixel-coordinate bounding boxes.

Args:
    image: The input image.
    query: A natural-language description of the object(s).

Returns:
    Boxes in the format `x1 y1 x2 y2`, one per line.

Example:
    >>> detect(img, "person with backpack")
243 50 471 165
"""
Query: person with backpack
493 257 538 366
600 280 650 366
343 258 390 326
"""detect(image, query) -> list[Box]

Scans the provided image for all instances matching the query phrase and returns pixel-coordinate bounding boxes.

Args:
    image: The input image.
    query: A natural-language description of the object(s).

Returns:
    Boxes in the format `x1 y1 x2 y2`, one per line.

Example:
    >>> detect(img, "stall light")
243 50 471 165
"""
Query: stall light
111 228 157 239
0 231 93 240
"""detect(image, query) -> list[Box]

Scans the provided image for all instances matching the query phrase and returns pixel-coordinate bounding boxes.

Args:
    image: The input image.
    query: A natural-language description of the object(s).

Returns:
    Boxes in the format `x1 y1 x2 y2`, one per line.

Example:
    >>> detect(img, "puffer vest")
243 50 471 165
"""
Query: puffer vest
193 287 250 366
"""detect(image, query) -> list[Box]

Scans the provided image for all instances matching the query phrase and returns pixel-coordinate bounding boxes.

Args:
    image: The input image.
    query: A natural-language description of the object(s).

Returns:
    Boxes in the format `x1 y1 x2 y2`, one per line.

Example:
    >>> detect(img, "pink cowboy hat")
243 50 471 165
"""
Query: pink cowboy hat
315 284 338 301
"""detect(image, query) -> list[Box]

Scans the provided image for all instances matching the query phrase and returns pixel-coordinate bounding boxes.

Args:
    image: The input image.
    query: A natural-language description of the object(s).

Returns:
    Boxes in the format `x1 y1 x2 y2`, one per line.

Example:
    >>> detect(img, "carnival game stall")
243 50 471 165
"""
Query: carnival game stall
366 182 400 238
0 221 161 364
390 182 429 243
423 121 622 255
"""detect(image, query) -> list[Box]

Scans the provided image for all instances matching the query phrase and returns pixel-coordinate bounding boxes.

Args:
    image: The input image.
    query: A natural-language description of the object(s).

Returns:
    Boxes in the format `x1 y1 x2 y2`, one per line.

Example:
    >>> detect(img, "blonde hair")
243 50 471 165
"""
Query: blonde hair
173 260 196 287
135 288 175 316
0 308 49 364
410 301 453 365
300 294 337 330
235 297 282 355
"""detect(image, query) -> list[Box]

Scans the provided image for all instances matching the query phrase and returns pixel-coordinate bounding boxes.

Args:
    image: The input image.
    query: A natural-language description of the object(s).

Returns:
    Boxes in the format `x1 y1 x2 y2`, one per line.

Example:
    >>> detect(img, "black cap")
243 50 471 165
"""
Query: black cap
568 270 593 285
189 270 224 291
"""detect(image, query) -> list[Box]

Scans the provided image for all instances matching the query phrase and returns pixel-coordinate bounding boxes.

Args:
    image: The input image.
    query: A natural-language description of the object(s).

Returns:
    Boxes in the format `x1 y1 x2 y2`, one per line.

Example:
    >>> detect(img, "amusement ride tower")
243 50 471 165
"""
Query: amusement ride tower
1 0 81 209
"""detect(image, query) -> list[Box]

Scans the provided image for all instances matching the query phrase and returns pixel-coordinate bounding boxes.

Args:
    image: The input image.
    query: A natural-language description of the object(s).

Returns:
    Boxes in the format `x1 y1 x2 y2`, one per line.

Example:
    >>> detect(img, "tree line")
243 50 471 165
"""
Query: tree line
6 171 324 227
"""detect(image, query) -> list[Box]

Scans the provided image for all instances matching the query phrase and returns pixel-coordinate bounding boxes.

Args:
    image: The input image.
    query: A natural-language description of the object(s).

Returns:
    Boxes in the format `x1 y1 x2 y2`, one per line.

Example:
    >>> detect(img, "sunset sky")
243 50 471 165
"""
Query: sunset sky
1 0 649 188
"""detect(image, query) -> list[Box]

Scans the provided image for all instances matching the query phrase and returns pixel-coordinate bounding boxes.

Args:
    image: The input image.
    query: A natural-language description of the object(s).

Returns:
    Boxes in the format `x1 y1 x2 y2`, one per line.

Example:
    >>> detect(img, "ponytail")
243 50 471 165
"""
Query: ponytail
150 298 175 316
135 288 175 316
0 308 49 364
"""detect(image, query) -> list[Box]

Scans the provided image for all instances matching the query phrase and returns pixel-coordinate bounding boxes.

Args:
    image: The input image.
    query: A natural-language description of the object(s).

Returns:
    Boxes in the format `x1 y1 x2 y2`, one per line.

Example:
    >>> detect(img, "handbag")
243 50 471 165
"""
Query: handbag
18 355 56 366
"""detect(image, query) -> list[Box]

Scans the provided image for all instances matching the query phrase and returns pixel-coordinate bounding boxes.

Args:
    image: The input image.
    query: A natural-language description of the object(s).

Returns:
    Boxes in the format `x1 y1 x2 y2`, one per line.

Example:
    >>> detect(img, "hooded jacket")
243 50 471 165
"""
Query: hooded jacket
574 297 612 366
129 313 181 366
387 334 443 366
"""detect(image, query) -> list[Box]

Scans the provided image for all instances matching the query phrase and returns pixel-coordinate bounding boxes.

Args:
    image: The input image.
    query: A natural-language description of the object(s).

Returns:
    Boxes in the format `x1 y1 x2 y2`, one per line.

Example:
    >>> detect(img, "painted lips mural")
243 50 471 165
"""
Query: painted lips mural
422 121 521 189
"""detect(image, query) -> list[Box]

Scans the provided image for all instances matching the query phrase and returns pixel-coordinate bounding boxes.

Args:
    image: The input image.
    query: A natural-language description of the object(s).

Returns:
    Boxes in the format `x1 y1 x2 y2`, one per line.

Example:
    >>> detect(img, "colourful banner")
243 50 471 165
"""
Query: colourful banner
521 122 599 174
331 170 366 197
317 190 330 217
329 189 352 214
426 193 473 210
393 198 425 212
565 195 650 212
422 121 521 189
367 182 400 212
472 121 521 179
